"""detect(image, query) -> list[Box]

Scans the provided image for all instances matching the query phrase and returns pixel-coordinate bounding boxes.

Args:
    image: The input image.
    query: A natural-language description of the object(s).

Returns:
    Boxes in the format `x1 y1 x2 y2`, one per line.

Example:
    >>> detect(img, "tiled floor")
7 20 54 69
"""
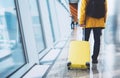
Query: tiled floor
45 25 120 78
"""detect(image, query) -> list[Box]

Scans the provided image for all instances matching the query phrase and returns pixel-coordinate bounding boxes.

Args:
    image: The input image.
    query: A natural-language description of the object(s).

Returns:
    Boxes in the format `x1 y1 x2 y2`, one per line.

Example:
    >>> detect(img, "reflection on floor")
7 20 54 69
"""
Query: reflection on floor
45 26 120 78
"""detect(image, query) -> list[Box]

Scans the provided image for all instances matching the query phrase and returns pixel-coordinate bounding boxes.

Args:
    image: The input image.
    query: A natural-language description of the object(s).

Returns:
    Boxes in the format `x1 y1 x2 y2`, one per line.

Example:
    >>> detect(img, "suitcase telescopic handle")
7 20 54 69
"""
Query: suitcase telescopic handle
82 28 85 41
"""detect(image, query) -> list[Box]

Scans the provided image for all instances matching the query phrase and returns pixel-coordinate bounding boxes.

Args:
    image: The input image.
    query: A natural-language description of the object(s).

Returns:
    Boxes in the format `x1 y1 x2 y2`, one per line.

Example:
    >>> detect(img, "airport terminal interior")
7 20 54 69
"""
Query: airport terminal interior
0 0 120 78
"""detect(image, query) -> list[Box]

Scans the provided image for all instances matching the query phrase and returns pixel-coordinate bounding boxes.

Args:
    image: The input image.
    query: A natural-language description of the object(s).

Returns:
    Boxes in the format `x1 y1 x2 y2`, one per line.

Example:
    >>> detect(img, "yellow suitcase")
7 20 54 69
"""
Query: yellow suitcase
67 41 90 69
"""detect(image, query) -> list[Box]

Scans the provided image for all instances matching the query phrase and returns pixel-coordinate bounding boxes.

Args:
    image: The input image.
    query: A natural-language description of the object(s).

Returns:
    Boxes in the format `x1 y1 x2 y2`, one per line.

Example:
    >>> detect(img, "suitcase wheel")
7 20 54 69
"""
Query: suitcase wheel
68 67 71 70
86 62 90 69
67 62 71 66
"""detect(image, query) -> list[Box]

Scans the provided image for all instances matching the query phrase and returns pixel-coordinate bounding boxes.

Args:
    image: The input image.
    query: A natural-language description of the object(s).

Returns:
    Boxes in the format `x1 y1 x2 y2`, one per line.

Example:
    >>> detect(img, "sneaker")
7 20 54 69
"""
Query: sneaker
92 64 97 70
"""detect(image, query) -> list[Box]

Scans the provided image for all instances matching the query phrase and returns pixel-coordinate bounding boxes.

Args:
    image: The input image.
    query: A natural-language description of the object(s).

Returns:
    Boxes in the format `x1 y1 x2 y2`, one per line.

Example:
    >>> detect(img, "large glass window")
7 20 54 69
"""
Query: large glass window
28 0 45 52
0 0 26 77
47 0 60 42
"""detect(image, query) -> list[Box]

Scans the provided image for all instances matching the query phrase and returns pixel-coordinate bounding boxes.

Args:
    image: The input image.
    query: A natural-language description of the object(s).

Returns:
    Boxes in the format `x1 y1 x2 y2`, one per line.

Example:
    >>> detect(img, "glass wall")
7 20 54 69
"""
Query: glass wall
28 0 45 52
46 0 60 42
0 0 26 77
38 0 54 47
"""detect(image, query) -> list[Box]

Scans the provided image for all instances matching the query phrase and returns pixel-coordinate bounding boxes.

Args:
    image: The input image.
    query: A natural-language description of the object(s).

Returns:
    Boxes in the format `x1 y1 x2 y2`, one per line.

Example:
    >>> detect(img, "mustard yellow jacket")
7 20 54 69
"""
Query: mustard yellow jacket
79 0 108 28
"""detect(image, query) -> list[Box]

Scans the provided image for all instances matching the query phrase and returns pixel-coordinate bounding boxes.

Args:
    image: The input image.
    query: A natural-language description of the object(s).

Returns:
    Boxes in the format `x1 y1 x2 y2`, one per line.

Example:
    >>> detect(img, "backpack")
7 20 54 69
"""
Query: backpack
86 0 105 18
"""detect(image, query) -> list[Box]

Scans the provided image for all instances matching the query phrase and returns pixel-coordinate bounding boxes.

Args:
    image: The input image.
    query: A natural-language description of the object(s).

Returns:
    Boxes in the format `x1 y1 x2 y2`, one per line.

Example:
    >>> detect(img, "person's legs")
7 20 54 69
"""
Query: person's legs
92 28 102 63
71 21 74 29
85 28 91 41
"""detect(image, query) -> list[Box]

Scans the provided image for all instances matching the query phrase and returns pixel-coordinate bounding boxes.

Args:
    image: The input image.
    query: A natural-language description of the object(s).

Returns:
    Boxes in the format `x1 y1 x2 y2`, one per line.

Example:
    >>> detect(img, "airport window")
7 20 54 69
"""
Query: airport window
46 1 56 42
0 0 26 77
38 0 54 46
28 0 45 52
46 0 60 42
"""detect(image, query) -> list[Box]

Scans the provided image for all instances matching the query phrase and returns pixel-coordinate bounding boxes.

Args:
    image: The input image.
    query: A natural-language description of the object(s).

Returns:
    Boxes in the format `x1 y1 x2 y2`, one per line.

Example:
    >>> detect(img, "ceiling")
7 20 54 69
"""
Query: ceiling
69 0 79 3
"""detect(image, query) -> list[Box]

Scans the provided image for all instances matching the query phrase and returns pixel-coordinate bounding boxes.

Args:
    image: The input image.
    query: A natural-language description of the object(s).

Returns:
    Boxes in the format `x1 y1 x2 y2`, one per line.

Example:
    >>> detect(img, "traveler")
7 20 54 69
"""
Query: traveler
79 0 108 64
